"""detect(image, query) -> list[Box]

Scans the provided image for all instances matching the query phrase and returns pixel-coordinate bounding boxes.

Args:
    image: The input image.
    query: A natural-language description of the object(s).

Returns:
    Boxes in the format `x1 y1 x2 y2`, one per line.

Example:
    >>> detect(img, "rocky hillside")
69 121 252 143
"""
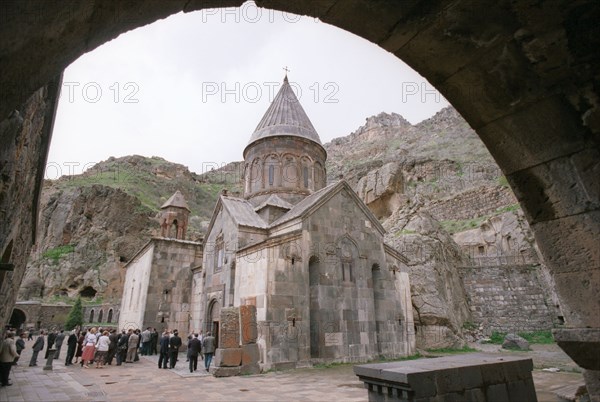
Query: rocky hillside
19 155 241 302
20 106 551 348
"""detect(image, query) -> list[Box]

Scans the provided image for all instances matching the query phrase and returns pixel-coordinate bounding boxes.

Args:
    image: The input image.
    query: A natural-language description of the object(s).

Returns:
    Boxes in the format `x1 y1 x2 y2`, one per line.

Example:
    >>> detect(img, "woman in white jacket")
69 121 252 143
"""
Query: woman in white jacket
95 331 110 368
81 327 97 368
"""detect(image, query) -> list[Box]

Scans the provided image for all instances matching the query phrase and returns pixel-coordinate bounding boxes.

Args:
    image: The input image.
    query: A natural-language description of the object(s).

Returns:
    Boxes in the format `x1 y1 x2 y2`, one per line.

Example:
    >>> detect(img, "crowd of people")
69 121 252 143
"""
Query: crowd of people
1 325 218 386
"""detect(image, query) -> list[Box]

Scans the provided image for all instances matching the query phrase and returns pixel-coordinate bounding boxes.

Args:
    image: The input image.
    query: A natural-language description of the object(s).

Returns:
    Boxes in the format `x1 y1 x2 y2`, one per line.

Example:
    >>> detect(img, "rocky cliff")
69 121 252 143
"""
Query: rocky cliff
19 155 241 303
20 106 554 348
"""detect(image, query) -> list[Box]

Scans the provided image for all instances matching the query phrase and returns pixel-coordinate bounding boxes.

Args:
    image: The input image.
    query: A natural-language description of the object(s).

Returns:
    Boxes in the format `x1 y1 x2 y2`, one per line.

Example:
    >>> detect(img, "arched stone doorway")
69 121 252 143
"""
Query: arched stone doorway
9 308 26 332
207 299 221 348
0 0 598 393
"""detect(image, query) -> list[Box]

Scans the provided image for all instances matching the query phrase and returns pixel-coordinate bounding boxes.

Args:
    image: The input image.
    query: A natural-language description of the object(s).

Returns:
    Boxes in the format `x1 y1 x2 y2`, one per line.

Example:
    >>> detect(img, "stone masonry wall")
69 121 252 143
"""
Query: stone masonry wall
426 186 516 221
459 265 556 334
0 76 62 336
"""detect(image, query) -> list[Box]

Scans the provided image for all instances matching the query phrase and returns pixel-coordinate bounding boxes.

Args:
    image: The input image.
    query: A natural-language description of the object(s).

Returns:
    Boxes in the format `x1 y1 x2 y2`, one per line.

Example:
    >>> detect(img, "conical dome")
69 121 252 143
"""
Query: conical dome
242 76 328 206
245 76 322 153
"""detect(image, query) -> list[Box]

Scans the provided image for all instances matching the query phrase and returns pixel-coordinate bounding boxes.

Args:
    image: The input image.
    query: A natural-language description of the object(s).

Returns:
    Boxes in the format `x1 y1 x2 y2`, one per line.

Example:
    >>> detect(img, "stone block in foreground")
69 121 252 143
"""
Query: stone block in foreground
353 353 537 401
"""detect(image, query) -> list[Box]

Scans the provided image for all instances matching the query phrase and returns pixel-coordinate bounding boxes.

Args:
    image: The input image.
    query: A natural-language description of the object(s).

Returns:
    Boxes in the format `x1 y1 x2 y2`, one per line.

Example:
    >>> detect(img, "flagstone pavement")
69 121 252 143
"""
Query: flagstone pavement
0 339 585 401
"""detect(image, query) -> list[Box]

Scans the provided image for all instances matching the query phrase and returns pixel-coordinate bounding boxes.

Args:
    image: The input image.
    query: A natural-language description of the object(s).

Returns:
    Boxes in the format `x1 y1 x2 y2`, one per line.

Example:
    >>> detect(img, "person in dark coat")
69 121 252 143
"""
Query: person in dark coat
65 330 78 366
150 328 158 355
116 330 129 366
45 330 56 359
29 331 45 366
75 331 85 364
105 329 118 365
53 329 65 359
168 330 182 369
158 330 170 369
14 333 26 365
187 334 202 373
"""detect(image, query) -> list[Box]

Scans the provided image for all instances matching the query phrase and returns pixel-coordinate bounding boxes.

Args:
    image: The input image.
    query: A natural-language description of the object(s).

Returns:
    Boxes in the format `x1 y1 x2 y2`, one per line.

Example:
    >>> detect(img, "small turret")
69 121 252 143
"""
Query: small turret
159 190 190 240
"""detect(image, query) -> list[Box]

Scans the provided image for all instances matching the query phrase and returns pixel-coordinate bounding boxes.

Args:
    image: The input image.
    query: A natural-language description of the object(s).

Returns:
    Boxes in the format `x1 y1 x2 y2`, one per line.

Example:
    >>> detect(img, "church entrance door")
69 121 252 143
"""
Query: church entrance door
208 299 221 349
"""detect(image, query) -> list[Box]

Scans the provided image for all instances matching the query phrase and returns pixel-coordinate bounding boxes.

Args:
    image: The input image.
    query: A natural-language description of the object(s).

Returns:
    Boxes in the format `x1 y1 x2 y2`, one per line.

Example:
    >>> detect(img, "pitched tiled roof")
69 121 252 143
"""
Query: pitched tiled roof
246 76 322 148
254 194 293 212
161 190 190 211
268 181 386 235
221 196 268 229
268 182 338 227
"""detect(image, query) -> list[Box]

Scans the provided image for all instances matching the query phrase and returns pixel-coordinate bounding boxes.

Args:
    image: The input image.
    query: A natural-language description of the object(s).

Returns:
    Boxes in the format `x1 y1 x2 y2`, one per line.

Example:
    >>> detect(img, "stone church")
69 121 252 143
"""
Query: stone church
120 76 415 369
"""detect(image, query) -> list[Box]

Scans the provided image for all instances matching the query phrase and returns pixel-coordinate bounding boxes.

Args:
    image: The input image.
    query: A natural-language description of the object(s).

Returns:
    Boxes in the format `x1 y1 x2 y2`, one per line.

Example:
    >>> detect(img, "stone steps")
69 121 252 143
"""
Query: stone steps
553 382 589 402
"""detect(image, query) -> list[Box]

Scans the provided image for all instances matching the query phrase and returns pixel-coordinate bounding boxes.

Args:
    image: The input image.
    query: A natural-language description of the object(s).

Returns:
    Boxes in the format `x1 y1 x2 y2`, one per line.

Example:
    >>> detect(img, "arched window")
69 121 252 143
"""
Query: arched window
171 219 178 238
268 165 275 186
89 309 95 323
339 236 357 283
98 309 103 323
228 261 236 307
107 309 113 323
303 166 309 188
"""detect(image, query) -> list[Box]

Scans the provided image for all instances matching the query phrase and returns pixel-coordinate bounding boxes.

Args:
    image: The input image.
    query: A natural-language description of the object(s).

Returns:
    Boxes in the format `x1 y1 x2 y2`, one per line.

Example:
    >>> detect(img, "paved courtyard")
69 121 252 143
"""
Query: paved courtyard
0 340 585 401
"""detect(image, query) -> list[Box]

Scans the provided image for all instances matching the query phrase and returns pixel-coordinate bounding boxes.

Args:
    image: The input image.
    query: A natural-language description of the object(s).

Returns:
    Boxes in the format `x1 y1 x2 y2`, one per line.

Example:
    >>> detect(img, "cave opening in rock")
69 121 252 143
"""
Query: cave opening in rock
80 286 97 298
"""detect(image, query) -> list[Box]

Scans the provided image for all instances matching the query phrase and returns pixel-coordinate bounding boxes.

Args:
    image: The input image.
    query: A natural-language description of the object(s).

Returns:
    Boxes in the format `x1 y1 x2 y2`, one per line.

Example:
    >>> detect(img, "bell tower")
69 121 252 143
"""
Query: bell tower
159 190 190 240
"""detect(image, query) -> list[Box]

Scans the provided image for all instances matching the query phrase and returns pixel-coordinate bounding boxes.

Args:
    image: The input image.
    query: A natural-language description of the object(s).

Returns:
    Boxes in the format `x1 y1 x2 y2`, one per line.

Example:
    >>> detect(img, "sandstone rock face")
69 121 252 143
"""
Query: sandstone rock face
384 204 472 349
355 162 406 219
453 210 538 262
19 185 154 301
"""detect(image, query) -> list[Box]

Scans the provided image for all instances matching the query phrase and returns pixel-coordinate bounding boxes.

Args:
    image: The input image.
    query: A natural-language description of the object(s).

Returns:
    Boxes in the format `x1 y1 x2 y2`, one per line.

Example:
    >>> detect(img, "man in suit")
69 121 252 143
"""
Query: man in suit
116 330 129 366
202 331 216 372
29 330 45 366
158 330 170 369
105 329 118 365
64 330 78 366
168 329 182 369
126 329 138 363
150 328 158 355
45 329 56 359
187 334 202 373
14 333 26 365
53 329 65 359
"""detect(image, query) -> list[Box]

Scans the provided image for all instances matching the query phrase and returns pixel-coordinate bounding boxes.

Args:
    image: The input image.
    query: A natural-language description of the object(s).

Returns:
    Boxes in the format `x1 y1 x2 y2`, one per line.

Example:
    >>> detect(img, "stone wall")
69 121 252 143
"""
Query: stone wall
82 303 120 326
0 76 62 338
13 301 71 331
426 186 516 221
459 265 557 334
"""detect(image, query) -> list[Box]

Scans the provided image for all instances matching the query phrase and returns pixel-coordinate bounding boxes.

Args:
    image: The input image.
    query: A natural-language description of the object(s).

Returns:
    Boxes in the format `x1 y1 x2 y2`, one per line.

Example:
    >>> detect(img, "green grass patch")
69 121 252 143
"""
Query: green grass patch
488 331 506 344
42 244 75 263
462 321 477 330
440 217 486 234
495 203 520 214
488 330 554 345
498 175 509 187
425 346 477 354
519 331 554 344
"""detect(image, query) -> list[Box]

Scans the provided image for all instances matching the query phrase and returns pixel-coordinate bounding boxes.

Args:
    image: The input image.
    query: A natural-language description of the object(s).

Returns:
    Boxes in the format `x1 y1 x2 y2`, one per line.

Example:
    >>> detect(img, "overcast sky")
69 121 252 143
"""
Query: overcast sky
46 2 448 178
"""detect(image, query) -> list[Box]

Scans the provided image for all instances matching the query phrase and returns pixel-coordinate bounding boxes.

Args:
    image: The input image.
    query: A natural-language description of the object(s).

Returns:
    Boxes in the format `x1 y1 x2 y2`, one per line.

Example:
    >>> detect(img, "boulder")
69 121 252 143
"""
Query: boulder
502 333 530 350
